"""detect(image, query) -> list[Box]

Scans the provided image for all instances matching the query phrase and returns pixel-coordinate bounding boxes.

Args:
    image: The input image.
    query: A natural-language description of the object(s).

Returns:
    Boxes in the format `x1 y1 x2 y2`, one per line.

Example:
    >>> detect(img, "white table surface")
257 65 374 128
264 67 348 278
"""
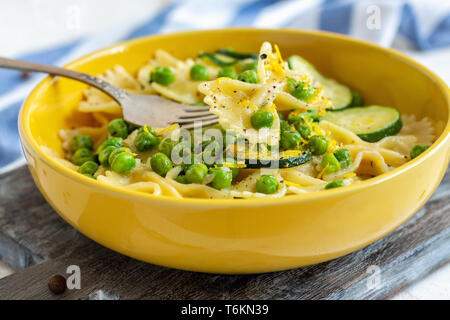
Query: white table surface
0 0 448 300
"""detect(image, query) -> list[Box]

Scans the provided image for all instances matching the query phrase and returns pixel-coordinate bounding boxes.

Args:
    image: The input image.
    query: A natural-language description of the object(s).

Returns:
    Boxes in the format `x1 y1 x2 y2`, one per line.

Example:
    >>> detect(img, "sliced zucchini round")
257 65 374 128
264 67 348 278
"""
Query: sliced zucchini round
243 150 312 169
349 91 364 107
321 105 402 142
198 52 237 66
287 55 352 110
215 49 258 60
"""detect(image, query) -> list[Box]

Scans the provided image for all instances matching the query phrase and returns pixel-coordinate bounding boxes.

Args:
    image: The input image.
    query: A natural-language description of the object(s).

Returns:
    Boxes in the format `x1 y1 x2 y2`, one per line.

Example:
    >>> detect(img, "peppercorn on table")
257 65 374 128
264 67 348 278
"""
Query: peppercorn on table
0 165 448 299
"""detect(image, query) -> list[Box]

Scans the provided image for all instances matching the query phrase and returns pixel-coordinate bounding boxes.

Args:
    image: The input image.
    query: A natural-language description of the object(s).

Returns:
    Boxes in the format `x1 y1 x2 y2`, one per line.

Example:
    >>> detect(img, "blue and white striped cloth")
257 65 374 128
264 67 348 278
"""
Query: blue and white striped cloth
1 0 449 173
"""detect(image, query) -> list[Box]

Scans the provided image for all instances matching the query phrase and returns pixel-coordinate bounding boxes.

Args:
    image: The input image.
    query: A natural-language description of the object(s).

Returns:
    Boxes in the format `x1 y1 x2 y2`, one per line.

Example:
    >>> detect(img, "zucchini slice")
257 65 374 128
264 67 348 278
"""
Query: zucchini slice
198 52 237 66
215 49 258 60
287 55 352 110
321 105 402 142
243 150 312 169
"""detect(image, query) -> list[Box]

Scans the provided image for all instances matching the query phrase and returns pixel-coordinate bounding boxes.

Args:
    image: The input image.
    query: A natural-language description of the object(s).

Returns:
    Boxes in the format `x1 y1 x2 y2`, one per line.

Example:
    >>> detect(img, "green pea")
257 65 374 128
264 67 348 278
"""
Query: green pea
295 123 311 140
280 130 302 150
158 138 178 157
70 135 93 152
230 167 239 179
251 110 274 129
107 118 128 139
287 112 302 125
138 125 157 136
77 161 99 175
177 140 193 159
292 85 317 101
201 138 214 150
134 131 160 152
410 145 429 159
125 121 139 133
238 70 258 84
111 152 136 174
256 175 279 194
325 179 345 189
175 175 187 184
286 78 298 93
291 110 320 123
202 140 222 166
71 148 95 166
185 163 208 184
209 167 232 190
151 66 175 85
223 131 237 147
243 61 258 72
222 159 240 178
334 148 352 168
309 135 328 155
182 154 196 172
150 152 173 177
280 120 290 132
350 91 364 107
266 143 279 152
190 64 209 81
108 147 131 165
217 66 237 79
98 145 116 167
96 137 123 154
321 153 341 175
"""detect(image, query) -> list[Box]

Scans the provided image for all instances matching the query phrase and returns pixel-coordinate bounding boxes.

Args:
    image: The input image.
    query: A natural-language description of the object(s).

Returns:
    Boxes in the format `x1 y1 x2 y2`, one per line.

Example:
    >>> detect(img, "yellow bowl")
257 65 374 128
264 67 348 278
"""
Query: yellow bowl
19 29 450 274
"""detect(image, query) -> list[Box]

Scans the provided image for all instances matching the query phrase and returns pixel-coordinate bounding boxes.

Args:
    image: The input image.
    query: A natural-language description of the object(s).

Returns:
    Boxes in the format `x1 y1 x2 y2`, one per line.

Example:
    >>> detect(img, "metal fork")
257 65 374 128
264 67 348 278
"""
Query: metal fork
0 57 218 129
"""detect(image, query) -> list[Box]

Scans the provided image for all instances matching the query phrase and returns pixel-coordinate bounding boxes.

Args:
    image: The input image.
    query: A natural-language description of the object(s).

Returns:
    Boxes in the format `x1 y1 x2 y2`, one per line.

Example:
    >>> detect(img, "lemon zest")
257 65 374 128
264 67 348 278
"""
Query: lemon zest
274 44 284 64
285 180 303 189
156 123 178 135
317 164 329 179
281 150 303 157
328 139 338 152
223 162 247 169
344 172 356 179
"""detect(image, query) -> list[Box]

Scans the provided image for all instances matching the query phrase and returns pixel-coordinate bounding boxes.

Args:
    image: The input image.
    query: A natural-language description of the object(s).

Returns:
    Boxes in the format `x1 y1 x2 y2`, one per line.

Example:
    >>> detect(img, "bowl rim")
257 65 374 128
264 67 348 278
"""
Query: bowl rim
19 28 450 207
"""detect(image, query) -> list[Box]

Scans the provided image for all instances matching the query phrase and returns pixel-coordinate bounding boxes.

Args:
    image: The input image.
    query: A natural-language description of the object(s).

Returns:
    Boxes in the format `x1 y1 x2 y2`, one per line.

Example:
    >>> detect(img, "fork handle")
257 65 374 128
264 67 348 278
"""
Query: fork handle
0 56 128 105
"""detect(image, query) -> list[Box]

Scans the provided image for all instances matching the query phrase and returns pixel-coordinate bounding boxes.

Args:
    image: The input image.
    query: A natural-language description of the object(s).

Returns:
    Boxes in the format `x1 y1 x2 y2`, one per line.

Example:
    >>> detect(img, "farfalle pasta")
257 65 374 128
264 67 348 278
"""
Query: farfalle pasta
50 42 435 199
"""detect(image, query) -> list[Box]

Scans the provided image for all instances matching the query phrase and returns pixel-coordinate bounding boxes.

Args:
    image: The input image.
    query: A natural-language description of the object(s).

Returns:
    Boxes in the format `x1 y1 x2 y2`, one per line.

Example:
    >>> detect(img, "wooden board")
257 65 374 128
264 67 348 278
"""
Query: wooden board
0 165 448 300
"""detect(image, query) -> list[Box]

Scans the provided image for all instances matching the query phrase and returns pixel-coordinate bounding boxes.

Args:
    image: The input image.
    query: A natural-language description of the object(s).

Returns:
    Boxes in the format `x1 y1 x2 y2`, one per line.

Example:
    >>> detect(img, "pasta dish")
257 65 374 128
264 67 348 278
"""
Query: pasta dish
48 42 435 199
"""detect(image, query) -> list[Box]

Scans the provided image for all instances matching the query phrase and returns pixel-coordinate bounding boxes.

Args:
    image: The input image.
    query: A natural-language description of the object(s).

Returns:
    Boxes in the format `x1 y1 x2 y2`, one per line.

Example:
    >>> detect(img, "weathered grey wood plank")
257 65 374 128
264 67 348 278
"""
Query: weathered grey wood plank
0 167 91 270
0 165 448 300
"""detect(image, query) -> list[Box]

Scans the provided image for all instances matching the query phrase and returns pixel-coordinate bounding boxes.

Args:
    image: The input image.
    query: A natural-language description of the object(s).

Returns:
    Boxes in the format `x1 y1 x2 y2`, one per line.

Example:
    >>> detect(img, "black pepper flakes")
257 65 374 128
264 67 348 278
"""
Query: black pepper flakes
48 274 67 294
